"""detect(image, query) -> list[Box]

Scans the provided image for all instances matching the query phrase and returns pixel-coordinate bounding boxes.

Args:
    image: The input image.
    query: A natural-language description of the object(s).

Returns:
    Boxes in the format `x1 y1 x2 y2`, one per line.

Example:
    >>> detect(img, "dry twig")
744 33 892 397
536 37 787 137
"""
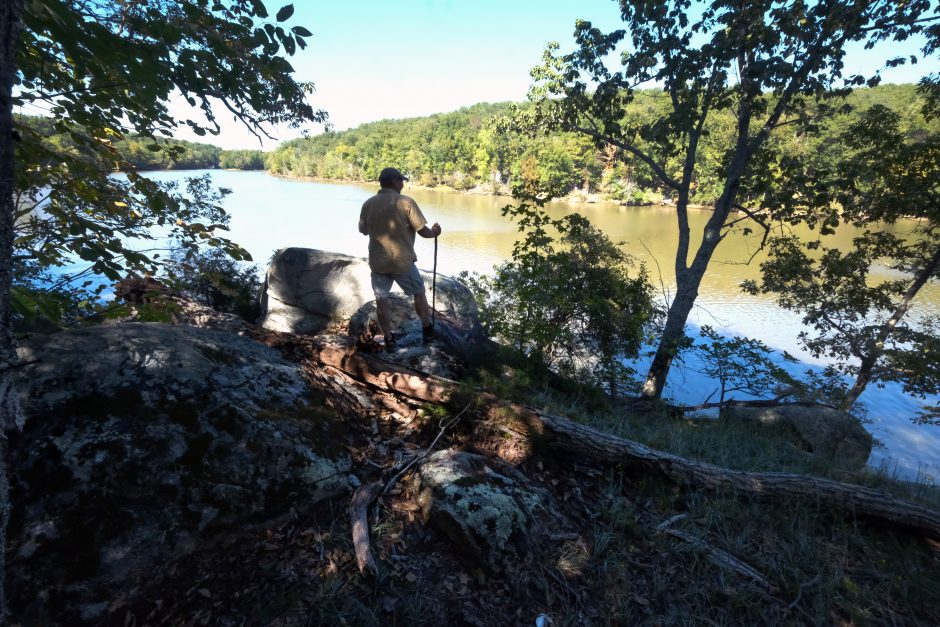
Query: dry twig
380 402 472 497
656 515 774 590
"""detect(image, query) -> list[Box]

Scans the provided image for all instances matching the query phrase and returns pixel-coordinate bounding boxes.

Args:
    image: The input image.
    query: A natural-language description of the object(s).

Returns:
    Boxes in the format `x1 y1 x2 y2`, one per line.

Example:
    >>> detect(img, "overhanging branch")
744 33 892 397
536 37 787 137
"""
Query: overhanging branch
728 203 771 264
572 125 681 190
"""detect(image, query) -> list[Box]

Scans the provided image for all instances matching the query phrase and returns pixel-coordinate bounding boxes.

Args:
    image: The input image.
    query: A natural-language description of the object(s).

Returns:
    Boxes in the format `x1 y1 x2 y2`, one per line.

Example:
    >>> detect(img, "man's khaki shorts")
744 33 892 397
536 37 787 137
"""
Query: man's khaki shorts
371 264 426 298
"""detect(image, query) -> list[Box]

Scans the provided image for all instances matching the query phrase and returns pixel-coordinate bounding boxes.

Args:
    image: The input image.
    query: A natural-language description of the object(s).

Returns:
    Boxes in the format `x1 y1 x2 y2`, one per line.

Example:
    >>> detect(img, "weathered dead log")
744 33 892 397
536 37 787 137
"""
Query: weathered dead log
527 413 940 539
350 481 383 575
305 336 940 539
674 398 837 413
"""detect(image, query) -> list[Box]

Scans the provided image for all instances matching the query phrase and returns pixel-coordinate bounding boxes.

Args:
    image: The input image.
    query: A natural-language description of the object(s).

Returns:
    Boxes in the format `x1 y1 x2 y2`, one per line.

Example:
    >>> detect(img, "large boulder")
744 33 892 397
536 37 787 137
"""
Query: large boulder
415 449 572 574
258 247 481 337
9 322 351 622
723 403 873 469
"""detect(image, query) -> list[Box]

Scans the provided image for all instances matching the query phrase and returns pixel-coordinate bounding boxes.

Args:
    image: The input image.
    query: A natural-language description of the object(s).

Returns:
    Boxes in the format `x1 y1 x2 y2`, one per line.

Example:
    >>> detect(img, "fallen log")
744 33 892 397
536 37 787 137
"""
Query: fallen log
306 336 940 539
524 413 940 539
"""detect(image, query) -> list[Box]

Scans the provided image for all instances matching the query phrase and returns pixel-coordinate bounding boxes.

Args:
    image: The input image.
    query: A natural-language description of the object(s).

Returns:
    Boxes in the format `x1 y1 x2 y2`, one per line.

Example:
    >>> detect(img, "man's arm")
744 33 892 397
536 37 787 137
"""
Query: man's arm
358 203 369 235
418 223 442 238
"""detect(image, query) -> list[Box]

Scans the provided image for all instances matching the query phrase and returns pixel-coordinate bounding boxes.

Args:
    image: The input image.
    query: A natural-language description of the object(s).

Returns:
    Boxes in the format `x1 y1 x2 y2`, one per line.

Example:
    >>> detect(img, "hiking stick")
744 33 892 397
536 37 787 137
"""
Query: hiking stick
431 235 438 330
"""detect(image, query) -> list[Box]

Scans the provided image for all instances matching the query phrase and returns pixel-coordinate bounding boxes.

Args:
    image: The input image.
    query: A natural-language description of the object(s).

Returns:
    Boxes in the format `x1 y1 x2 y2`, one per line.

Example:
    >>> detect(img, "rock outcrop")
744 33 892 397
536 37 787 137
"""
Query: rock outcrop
9 322 350 621
415 449 572 574
258 247 481 337
723 404 873 469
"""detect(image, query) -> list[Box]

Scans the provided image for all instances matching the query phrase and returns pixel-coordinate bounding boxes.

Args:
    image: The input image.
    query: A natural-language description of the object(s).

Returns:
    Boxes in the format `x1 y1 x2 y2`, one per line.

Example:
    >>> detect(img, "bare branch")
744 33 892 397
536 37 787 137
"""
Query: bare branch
638 238 672 309
725 203 772 265
572 125 681 190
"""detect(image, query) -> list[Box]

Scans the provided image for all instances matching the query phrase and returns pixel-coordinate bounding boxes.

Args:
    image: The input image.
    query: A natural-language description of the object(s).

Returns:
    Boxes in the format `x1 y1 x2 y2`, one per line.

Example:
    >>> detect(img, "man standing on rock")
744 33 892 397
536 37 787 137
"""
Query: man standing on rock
358 167 442 352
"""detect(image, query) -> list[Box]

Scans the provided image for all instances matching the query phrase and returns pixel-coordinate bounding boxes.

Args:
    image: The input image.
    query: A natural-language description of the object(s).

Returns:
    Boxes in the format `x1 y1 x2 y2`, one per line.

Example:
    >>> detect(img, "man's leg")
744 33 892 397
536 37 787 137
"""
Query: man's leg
396 265 432 330
371 272 395 341
413 292 431 328
376 296 392 338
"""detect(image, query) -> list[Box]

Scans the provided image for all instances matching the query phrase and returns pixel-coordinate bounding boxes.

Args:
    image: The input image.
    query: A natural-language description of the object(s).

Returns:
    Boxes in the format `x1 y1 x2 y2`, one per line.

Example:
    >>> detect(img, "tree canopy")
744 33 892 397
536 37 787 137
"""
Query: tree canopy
519 0 940 401
745 92 940 412
8 0 322 323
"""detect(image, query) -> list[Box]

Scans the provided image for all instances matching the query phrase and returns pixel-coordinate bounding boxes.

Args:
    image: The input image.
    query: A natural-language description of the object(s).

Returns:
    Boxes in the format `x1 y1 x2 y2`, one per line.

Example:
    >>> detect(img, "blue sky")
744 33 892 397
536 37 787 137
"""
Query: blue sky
174 0 939 149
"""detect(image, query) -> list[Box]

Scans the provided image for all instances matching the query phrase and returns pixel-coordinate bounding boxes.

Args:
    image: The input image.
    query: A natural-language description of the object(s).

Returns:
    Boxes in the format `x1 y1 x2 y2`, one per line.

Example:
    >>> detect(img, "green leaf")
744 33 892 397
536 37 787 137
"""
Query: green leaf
291 25 312 37
276 4 294 22
9 287 37 320
250 0 268 18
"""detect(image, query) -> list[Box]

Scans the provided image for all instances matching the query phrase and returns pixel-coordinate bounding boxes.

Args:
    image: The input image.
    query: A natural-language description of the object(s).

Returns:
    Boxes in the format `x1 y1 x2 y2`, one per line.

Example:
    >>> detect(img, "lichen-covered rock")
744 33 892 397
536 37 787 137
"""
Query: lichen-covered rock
415 449 569 574
723 404 873 469
9 323 350 621
258 247 481 336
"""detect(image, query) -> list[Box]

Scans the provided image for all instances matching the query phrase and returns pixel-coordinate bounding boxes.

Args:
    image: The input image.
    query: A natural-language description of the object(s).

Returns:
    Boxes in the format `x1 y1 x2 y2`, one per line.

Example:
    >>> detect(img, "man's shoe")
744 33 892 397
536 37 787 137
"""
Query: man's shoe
384 333 398 353
422 324 435 344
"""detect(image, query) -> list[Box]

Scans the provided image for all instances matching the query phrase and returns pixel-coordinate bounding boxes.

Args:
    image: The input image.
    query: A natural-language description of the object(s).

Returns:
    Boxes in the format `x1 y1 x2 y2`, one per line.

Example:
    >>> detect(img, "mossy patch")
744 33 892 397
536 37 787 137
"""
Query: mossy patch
417 449 571 574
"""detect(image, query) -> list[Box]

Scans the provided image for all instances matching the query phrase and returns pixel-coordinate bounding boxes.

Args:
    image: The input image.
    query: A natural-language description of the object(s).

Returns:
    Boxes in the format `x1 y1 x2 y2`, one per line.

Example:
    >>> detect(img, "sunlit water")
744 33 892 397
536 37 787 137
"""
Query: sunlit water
125 170 940 480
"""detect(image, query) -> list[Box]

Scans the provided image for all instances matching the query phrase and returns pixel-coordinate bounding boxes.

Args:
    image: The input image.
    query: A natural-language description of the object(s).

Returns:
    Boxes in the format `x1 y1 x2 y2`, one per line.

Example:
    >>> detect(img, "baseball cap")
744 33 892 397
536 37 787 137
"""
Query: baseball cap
378 167 409 185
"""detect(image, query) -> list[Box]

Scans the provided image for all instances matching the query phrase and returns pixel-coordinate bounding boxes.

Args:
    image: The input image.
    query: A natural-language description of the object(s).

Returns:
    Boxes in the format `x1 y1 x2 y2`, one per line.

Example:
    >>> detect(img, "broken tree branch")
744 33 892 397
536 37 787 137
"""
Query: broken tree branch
350 481 383 576
346 399 471 577
656 514 774 590
381 402 471 497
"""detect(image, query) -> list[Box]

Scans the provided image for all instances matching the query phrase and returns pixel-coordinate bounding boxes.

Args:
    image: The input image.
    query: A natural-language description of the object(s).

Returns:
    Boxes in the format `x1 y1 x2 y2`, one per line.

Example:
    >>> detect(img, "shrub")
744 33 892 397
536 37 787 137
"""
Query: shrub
163 245 261 321
464 204 654 396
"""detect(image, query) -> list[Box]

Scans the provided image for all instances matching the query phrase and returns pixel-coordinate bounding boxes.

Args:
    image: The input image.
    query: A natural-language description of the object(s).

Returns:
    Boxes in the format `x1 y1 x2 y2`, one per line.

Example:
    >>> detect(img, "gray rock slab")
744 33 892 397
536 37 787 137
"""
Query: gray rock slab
259 247 480 336
416 449 572 574
9 322 350 620
724 403 873 469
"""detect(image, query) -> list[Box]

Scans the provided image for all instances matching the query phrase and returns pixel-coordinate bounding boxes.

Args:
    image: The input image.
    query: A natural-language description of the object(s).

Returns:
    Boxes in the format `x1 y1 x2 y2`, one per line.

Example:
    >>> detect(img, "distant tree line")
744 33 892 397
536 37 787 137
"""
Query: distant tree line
15 114 265 170
267 84 934 206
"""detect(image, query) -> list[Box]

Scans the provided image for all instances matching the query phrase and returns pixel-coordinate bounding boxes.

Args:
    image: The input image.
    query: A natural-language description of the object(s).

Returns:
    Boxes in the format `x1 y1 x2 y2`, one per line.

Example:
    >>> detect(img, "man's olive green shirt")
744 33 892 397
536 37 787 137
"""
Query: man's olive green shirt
358 188 428 275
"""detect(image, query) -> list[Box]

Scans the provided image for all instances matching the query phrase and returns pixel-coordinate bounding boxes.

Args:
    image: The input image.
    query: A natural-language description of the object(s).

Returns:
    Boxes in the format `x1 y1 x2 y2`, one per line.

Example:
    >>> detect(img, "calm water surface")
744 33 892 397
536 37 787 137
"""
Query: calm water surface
144 169 940 480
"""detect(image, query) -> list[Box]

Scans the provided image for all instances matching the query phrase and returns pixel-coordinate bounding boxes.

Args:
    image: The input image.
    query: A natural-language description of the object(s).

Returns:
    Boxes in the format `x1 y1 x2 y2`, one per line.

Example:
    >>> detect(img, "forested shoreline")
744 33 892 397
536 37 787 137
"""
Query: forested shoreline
267 83 935 205
18 83 932 204
15 114 265 171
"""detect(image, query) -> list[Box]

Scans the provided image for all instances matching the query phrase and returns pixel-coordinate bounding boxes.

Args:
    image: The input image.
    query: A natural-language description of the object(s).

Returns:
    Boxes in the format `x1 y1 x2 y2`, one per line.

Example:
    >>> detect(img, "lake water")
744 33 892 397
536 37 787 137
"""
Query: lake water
139 169 940 480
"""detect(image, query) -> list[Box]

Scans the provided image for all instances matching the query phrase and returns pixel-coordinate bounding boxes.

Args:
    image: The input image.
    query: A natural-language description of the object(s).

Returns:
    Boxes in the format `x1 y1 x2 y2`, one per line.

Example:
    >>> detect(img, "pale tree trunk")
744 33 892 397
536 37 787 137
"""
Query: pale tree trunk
842 245 940 409
638 13 850 401
0 0 23 619
641 106 752 400
640 205 733 399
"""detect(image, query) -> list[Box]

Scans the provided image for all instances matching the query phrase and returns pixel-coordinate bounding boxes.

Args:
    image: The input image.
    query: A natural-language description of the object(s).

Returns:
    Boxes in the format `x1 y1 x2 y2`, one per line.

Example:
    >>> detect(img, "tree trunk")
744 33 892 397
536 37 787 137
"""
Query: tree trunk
641 192 738 399
0 0 24 619
641 87 754 400
641 275 700 398
299 335 940 539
